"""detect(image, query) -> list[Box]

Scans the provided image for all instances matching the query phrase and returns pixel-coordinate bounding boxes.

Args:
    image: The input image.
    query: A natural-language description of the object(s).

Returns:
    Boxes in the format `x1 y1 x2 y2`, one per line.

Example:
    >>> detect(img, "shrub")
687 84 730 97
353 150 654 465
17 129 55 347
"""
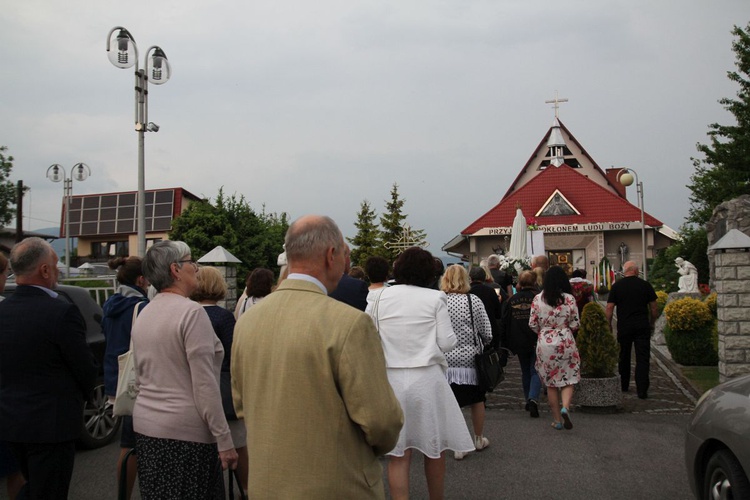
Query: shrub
704 292 717 317
576 302 619 378
663 297 717 366
664 298 713 331
655 291 669 317
664 321 718 366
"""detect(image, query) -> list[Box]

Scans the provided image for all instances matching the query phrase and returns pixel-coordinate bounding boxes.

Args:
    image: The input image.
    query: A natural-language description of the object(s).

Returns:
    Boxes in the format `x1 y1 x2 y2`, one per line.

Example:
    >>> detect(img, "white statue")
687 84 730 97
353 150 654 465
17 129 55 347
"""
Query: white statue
675 257 699 293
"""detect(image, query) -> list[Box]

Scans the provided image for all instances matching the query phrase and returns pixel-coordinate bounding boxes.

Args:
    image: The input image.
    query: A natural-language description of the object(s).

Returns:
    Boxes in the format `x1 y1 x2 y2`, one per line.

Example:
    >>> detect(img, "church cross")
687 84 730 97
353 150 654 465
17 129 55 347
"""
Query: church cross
545 91 569 118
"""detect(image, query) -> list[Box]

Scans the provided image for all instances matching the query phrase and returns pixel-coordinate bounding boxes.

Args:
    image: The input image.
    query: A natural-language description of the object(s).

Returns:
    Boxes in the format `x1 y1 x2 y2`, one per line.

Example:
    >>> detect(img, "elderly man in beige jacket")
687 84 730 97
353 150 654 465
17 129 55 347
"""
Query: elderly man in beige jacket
232 215 403 499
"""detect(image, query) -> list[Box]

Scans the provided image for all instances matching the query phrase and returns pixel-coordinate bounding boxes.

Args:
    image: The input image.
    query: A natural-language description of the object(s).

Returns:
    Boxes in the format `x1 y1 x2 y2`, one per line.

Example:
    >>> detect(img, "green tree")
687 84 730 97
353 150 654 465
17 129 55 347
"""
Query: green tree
379 183 426 262
170 188 288 296
0 146 21 227
347 200 381 267
688 23 750 224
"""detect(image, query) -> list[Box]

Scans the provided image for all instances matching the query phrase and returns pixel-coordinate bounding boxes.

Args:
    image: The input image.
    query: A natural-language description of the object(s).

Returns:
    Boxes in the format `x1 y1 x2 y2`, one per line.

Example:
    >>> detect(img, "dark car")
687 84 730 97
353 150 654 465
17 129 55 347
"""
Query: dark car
2 283 121 449
685 373 750 499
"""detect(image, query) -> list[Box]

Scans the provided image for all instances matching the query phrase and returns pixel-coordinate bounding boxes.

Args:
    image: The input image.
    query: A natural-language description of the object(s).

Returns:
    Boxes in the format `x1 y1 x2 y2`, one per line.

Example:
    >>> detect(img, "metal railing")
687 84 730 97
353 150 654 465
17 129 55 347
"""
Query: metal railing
60 275 118 306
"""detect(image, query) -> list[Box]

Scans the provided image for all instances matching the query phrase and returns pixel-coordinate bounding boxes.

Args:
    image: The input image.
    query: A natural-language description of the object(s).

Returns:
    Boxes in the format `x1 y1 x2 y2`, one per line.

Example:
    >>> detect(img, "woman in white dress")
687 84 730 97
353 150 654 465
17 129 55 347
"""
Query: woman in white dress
367 248 474 500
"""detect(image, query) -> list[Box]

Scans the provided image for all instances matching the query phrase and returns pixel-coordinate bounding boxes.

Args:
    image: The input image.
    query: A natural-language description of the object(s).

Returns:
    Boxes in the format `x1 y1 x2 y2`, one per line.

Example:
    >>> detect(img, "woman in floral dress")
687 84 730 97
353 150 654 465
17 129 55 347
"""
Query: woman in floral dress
529 266 581 430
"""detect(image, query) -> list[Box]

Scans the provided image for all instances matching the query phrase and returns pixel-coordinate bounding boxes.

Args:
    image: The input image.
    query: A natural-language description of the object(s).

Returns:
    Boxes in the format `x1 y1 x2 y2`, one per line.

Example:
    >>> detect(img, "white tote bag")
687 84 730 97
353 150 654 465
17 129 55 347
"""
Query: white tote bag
112 302 143 417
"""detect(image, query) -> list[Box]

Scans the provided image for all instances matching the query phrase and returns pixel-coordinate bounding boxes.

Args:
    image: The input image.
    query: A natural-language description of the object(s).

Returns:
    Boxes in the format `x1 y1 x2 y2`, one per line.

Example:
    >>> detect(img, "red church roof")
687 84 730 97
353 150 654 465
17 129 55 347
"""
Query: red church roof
462 164 663 235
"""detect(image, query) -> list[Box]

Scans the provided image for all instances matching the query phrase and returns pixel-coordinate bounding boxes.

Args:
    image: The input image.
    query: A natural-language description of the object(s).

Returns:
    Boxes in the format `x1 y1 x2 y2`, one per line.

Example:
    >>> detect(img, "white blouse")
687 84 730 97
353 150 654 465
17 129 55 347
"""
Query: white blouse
366 285 457 369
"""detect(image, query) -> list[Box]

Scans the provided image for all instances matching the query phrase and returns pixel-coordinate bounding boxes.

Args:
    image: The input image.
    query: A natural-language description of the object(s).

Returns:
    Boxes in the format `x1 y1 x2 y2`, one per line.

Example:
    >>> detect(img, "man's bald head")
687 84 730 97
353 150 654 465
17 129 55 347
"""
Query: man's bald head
623 261 639 276
284 215 346 292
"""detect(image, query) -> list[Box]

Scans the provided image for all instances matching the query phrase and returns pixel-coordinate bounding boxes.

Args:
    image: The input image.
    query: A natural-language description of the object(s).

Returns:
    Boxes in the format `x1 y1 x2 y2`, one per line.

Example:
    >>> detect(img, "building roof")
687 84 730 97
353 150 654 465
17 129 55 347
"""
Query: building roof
461 164 663 235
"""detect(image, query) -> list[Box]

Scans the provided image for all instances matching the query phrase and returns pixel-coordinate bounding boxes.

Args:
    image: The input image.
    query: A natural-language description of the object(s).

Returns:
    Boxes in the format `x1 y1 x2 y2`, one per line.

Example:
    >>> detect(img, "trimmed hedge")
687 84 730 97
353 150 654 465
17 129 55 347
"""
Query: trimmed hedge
664 322 718 366
663 297 717 366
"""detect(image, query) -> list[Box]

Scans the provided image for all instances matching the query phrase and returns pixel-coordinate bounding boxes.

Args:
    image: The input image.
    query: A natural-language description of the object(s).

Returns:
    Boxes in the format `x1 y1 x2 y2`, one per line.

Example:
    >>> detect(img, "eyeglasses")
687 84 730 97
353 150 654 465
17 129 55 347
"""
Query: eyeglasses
176 259 198 269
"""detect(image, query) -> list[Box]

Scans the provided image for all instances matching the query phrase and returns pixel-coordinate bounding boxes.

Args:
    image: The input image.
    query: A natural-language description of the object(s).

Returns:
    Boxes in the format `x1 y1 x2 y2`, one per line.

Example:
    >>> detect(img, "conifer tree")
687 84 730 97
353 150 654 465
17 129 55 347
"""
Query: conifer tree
379 183 426 262
347 200 381 268
688 23 750 224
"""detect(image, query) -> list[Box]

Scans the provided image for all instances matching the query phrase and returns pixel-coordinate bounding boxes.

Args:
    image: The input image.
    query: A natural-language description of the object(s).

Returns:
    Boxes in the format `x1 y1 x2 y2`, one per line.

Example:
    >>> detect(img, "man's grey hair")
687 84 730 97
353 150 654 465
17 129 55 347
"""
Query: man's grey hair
285 216 343 265
10 237 53 277
142 240 192 291
486 254 500 268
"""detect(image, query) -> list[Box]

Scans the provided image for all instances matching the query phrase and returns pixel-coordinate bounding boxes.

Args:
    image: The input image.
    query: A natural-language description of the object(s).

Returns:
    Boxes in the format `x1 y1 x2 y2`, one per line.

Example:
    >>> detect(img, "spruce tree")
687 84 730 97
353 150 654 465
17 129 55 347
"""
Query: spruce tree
688 23 750 224
379 183 426 262
347 200 381 268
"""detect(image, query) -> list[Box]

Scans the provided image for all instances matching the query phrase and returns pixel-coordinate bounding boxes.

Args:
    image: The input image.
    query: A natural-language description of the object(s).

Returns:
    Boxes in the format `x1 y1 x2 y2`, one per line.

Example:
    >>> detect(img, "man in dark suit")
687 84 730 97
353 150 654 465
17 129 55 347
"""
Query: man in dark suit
0 237 97 498
469 266 503 350
329 244 368 311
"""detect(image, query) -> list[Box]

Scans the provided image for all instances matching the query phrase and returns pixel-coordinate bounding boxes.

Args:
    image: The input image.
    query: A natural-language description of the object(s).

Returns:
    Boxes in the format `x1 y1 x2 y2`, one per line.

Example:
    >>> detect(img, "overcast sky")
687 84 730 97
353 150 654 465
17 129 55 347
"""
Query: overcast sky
2 1 749 255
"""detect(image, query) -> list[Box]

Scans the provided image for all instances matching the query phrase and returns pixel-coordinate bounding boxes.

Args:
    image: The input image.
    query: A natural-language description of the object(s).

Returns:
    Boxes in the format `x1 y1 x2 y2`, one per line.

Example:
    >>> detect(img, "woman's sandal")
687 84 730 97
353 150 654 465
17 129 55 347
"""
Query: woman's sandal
561 407 573 430
551 421 563 430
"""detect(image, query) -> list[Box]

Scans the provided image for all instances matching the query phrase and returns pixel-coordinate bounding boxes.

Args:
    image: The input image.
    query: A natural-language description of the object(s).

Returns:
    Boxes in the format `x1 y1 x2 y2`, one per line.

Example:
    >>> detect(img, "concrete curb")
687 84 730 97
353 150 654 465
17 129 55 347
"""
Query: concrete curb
651 344 702 402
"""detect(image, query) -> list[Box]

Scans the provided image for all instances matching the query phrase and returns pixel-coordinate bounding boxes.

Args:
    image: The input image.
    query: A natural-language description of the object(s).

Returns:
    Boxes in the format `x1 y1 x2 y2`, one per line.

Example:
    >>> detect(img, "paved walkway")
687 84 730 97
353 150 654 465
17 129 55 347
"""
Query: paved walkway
485 341 698 414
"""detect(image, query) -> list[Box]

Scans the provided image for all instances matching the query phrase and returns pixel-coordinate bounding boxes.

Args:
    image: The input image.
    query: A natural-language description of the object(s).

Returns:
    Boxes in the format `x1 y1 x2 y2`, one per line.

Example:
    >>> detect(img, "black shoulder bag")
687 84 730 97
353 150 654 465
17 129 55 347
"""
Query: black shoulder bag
469 294 505 392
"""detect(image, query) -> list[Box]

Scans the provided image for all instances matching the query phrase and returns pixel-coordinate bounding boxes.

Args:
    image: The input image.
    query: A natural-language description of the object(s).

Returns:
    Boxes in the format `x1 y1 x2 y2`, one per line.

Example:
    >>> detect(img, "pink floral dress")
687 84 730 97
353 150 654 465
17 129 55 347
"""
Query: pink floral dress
529 292 581 387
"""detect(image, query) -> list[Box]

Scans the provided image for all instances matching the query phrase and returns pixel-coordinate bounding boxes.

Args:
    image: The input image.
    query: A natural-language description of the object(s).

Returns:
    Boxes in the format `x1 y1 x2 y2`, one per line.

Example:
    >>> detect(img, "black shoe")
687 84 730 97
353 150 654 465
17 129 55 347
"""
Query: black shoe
622 387 629 393
529 400 540 418
638 393 648 399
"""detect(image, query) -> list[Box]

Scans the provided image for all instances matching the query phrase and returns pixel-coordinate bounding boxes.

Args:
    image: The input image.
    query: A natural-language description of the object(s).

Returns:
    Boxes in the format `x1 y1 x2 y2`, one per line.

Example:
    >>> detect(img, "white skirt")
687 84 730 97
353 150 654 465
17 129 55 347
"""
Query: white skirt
387 365 474 458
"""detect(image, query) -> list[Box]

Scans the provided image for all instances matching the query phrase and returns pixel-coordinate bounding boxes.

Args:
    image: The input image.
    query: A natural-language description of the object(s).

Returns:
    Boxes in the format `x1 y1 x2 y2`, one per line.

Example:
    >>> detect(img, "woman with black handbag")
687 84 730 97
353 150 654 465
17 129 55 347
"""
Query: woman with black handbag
441 265 493 460
192 266 248 495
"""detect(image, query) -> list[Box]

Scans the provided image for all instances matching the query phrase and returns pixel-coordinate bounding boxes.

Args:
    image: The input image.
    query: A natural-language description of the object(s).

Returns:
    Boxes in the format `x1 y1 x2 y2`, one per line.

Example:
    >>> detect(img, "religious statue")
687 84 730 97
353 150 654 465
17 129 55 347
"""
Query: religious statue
675 257 699 293
618 242 628 271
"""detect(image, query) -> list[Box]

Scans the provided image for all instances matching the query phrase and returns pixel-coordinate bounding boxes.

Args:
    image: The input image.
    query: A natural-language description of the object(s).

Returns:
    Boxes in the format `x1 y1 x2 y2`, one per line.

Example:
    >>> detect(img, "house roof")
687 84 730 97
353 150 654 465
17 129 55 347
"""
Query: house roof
461 164 663 235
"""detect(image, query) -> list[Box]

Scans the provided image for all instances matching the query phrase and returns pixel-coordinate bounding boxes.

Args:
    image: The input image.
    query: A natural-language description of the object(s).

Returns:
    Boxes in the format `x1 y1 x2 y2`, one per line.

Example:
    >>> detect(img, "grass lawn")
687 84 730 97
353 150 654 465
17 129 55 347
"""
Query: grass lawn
681 366 720 394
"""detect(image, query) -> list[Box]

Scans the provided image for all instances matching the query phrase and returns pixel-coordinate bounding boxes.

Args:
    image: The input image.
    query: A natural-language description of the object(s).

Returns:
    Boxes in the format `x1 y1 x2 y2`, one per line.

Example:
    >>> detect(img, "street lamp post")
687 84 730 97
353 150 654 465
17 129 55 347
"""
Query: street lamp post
106 27 171 257
617 168 648 281
46 163 91 278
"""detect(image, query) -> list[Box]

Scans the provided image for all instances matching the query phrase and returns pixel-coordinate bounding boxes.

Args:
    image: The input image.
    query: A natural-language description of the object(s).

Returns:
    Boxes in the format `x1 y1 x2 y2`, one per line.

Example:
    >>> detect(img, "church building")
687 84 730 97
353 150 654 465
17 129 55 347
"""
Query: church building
442 107 677 277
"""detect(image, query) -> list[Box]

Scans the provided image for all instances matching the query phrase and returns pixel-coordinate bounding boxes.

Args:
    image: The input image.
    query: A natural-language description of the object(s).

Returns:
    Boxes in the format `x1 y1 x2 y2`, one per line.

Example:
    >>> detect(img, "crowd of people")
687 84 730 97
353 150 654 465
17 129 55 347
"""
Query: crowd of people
0 217 658 499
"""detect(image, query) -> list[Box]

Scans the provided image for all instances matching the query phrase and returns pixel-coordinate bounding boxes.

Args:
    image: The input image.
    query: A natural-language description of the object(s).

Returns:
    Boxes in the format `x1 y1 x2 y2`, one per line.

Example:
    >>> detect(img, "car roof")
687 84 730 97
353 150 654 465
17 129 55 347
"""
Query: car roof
2 283 104 342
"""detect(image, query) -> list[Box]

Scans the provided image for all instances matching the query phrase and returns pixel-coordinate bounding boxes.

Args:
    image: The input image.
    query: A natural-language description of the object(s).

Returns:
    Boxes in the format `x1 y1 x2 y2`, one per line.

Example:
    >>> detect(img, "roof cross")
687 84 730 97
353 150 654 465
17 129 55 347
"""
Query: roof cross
545 91 569 118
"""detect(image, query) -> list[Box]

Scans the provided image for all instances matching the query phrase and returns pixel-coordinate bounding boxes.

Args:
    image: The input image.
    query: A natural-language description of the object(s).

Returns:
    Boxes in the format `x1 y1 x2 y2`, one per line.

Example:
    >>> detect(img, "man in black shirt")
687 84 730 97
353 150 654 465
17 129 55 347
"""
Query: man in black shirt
606 261 658 399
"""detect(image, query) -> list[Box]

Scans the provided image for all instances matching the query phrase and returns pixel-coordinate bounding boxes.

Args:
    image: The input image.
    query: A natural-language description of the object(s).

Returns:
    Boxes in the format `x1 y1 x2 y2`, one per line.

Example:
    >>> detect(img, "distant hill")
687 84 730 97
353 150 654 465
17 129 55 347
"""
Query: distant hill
36 227 70 256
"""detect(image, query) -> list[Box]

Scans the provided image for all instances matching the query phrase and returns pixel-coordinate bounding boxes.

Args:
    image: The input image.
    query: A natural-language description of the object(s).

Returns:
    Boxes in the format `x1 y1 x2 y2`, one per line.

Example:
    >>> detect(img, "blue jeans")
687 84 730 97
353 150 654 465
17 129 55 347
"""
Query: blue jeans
517 351 541 402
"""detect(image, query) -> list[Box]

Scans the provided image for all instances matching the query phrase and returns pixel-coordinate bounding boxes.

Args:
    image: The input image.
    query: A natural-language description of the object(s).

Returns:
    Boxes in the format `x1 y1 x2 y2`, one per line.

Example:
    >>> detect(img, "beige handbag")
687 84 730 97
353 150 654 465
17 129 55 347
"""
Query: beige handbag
112 302 143 417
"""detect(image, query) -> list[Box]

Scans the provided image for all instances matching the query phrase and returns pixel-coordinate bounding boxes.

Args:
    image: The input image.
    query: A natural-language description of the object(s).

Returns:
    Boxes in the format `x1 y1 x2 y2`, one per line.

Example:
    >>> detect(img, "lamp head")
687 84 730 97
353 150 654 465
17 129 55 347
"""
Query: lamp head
72 163 91 182
46 164 64 183
618 170 635 187
147 47 171 85
146 122 160 132
107 28 137 69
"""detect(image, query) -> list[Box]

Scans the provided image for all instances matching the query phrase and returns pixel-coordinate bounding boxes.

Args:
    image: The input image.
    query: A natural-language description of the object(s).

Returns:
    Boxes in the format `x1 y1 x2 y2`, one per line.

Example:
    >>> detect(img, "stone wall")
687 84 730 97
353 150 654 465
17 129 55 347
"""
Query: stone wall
214 265 238 312
714 251 750 381
708 195 750 382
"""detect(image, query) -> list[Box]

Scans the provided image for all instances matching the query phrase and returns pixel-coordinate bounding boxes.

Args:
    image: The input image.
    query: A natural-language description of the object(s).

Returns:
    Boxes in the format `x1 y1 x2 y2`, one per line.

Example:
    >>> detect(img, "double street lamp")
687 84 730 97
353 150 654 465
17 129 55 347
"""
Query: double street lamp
46 163 91 278
106 27 171 257
617 167 648 280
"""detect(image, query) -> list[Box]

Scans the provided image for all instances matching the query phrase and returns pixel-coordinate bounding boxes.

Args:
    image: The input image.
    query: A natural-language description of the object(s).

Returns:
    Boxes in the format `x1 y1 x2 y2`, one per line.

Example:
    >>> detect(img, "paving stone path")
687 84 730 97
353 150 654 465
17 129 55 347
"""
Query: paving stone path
485 342 698 415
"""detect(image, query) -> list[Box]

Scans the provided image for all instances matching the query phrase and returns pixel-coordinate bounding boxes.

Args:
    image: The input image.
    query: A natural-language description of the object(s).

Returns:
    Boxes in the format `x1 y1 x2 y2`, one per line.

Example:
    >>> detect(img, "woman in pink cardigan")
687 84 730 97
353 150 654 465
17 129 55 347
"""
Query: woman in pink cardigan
132 241 237 498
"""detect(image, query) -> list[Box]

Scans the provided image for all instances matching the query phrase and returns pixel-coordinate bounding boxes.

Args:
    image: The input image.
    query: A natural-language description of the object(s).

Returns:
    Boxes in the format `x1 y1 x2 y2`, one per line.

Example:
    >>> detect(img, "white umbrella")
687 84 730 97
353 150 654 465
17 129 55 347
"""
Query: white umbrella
508 208 528 260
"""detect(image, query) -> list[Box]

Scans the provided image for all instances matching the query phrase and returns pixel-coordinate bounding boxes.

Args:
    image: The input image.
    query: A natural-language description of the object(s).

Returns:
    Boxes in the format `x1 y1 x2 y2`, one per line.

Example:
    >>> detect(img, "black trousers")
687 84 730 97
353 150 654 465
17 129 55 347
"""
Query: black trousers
618 327 651 396
8 440 76 500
